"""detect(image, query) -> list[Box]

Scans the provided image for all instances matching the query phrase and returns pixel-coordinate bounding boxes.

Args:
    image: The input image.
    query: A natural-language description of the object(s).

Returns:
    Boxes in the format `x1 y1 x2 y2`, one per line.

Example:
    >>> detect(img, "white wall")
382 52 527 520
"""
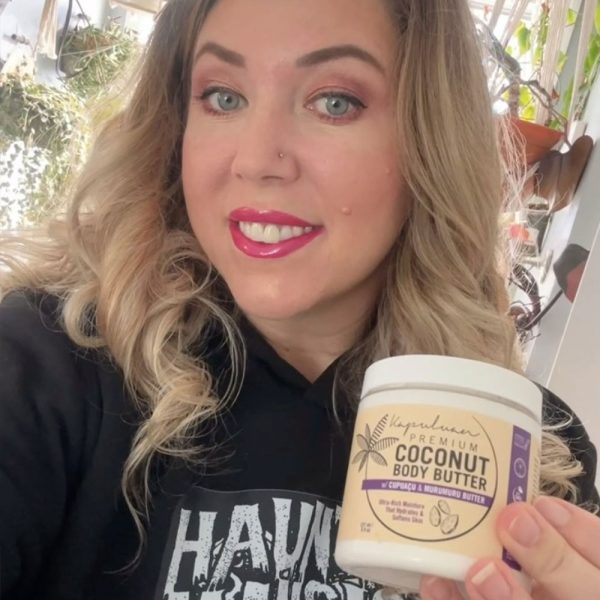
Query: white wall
547 218 600 487
525 76 600 372
524 35 600 487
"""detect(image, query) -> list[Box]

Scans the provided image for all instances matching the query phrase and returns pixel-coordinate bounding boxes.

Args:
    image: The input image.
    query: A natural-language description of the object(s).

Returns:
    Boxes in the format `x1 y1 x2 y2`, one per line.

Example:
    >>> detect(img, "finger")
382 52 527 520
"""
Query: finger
496 501 600 599
420 575 465 600
533 496 600 569
465 559 531 600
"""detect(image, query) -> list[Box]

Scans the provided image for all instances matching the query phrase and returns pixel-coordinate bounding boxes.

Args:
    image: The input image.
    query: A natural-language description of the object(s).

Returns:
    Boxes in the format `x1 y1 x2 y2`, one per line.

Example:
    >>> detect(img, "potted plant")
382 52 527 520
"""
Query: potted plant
479 1 598 211
58 23 139 99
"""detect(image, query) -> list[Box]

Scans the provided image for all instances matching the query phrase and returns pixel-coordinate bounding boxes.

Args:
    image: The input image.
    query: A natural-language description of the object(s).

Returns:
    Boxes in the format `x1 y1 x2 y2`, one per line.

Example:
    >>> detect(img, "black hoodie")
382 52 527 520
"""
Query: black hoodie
0 292 597 600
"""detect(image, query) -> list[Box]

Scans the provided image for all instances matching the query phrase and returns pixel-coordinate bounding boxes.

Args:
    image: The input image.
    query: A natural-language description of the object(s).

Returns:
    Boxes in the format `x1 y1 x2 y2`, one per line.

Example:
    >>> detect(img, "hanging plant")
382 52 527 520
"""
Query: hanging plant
0 20 140 229
58 24 139 100
0 75 85 155
0 74 89 228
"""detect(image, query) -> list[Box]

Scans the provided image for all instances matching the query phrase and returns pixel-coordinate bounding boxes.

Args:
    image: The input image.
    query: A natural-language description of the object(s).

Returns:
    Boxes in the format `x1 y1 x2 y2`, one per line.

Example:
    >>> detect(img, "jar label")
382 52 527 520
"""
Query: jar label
337 397 540 563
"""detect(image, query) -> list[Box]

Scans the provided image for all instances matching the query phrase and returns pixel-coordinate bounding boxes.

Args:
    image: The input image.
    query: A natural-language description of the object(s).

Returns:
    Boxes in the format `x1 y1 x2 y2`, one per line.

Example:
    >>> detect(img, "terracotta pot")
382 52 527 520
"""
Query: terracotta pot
508 117 563 165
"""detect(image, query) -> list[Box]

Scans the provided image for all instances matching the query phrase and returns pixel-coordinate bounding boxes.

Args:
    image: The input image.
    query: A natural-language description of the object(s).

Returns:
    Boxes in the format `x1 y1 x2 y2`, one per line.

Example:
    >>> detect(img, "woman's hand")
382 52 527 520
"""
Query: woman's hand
419 497 600 600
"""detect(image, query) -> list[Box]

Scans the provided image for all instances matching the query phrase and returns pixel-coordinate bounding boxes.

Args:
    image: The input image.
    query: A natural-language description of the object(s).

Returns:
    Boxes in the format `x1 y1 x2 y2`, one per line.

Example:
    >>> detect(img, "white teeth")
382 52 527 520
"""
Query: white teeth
279 225 294 241
238 221 315 244
263 224 280 244
250 223 264 241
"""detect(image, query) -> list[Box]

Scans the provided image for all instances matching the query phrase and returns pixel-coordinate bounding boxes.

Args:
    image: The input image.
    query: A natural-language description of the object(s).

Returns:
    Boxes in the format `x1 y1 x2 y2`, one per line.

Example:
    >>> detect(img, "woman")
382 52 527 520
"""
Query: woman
0 0 598 599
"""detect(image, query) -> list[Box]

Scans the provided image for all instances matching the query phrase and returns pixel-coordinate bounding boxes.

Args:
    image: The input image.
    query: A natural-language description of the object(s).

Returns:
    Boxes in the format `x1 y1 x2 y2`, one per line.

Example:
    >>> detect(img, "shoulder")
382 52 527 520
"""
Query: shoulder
0 290 107 426
540 385 594 450
0 292 124 594
538 384 599 509
0 289 135 486
0 290 76 369
1 290 66 341
0 289 107 367
0 290 99 376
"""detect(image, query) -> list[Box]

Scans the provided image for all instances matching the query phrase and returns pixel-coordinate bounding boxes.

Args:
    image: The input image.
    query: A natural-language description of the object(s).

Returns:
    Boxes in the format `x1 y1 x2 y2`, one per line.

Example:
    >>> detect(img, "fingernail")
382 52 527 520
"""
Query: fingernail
471 563 511 600
508 511 541 546
535 497 571 528
424 576 456 600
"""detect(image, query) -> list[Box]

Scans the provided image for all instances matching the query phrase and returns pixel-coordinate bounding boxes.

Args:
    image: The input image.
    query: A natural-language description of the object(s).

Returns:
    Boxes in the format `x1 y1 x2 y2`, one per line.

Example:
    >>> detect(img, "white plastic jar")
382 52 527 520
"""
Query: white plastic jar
335 355 542 595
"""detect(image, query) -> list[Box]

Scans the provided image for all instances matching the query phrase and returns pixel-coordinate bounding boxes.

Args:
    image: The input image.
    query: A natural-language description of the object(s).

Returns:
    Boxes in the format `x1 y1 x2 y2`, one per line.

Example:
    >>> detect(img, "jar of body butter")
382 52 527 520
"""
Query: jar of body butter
335 355 542 595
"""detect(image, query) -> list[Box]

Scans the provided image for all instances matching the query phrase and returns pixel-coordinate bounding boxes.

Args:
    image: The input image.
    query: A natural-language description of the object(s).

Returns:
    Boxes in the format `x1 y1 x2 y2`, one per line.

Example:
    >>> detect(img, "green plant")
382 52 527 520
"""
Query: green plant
0 75 89 227
0 75 85 155
0 23 139 229
60 24 139 100
563 6 600 123
481 1 600 131
0 141 47 228
509 4 559 123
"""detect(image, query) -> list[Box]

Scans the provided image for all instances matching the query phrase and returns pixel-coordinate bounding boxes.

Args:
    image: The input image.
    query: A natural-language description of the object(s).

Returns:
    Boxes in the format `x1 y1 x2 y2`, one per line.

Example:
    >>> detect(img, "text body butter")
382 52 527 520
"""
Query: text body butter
335 356 542 594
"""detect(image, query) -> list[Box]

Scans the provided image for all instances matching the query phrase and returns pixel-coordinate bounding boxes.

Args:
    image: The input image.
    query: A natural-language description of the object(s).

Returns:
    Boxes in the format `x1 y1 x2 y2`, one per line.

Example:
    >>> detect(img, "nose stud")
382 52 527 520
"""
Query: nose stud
278 152 285 159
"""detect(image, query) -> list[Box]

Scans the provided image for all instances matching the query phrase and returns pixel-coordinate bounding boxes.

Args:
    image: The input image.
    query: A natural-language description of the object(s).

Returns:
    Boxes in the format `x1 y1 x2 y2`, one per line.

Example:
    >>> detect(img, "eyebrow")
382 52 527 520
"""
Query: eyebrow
296 45 385 74
194 42 385 74
195 42 245 67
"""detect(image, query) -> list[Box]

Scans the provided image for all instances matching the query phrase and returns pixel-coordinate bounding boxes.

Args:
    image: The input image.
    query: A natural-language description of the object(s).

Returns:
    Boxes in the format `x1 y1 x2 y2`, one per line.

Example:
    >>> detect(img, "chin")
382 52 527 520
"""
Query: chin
229 286 315 323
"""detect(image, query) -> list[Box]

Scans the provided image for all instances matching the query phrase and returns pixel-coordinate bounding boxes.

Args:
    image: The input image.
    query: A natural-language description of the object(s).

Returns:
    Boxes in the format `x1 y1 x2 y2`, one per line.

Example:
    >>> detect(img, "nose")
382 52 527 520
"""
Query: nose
230 105 300 184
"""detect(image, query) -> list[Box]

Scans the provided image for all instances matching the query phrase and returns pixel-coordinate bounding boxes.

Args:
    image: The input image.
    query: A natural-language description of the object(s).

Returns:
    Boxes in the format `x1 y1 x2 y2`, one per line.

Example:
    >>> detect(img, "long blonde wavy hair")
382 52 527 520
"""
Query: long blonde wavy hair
0 0 584 549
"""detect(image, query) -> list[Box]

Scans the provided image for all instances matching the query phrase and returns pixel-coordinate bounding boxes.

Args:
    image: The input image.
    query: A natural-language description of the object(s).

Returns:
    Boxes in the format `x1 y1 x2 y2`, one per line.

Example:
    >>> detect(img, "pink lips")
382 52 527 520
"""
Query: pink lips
228 207 322 259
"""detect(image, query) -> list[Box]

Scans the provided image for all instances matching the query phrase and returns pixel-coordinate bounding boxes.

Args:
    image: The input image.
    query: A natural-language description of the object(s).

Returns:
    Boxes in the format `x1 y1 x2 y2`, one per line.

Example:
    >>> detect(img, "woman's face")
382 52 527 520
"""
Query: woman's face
182 0 407 324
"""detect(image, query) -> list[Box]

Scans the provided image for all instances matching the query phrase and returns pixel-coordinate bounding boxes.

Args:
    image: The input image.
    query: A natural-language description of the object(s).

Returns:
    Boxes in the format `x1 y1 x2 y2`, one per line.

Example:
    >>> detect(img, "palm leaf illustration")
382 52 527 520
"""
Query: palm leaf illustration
357 434 369 450
372 437 399 451
353 414 395 472
370 452 388 466
371 414 389 445
359 452 369 471
352 449 368 465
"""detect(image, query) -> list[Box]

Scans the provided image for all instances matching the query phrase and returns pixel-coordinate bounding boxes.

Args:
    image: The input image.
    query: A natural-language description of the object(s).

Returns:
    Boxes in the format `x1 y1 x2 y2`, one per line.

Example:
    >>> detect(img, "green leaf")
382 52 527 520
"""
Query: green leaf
516 22 532 55
519 86 533 106
521 104 537 121
561 78 574 118
547 118 562 130
567 8 578 26
539 7 549 45
534 45 544 67
557 50 568 74
595 2 600 35
584 36 600 73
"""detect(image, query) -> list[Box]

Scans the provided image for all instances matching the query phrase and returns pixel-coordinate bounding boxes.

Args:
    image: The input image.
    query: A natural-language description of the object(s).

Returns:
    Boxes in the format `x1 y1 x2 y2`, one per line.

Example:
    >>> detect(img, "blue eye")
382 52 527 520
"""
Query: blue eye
200 87 245 113
321 96 352 116
310 92 366 121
